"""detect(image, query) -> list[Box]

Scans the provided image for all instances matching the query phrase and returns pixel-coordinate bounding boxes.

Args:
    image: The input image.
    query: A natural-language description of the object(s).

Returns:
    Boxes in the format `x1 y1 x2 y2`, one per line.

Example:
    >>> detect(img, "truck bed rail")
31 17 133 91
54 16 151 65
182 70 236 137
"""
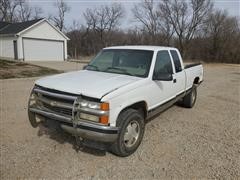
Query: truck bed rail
185 63 202 69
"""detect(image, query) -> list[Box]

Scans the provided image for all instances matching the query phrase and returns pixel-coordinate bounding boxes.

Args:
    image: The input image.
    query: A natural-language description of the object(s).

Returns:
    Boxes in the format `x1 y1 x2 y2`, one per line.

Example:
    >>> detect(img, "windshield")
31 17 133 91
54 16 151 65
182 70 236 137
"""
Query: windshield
86 49 154 78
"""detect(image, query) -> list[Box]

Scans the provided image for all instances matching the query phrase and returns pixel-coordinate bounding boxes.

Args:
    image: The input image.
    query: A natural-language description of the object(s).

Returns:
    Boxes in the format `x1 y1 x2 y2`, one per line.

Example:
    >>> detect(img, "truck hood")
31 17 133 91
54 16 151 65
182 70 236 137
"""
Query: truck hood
35 70 141 99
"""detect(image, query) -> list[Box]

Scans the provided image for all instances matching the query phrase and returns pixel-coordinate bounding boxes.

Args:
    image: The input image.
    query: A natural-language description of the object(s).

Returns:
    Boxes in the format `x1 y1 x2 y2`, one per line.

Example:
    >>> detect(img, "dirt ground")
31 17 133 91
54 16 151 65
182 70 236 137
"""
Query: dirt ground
0 60 62 79
0 64 239 179
28 61 86 72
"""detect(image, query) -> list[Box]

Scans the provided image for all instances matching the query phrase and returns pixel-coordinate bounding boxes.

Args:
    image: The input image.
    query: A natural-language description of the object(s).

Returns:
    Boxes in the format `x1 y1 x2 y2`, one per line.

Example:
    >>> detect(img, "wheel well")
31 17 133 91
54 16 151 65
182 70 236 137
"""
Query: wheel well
120 101 148 119
194 77 200 84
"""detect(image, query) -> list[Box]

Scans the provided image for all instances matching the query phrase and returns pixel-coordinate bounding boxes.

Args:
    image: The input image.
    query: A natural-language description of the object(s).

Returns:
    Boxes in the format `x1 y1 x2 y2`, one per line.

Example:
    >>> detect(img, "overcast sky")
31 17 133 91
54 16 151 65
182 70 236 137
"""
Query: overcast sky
29 0 240 29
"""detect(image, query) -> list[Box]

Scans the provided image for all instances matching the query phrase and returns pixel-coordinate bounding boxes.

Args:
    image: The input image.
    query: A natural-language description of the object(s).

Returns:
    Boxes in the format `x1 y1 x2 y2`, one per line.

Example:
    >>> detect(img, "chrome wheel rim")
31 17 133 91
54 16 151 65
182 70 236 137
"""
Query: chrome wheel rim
124 120 140 148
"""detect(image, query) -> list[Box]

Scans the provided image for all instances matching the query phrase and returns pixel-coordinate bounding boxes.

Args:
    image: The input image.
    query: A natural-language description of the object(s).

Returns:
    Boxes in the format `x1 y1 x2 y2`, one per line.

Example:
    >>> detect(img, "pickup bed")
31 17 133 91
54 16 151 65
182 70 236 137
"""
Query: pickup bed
28 46 203 156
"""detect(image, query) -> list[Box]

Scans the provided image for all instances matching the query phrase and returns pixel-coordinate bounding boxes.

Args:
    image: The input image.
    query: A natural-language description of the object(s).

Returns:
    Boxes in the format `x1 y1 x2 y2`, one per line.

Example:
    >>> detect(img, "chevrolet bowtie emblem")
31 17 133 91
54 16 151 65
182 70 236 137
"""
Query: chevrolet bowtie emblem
50 101 57 106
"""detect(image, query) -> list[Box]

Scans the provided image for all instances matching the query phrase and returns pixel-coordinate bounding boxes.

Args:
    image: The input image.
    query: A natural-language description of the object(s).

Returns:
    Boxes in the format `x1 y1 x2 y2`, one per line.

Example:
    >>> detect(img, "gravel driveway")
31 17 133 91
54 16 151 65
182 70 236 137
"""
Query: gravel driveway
0 64 239 179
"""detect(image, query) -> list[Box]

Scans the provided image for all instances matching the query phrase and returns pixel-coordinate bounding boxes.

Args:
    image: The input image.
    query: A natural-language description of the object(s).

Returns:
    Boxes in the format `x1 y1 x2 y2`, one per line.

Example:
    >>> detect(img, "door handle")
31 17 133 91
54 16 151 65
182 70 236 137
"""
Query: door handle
173 79 177 83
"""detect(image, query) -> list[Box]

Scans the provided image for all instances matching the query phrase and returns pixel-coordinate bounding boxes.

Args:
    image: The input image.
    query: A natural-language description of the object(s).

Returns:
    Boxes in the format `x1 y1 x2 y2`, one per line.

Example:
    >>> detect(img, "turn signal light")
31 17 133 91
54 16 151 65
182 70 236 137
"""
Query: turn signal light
101 102 109 111
100 116 109 125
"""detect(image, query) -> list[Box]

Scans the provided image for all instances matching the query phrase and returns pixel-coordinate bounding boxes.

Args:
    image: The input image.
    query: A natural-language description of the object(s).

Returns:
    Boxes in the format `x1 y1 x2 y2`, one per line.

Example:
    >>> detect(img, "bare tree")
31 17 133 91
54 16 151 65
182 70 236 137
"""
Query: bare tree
156 9 174 45
202 10 240 63
52 0 70 31
0 0 43 22
132 0 174 45
0 0 19 22
67 20 86 58
126 27 145 45
83 3 124 46
159 0 213 54
32 6 43 20
69 20 81 31
17 0 32 21
132 0 158 41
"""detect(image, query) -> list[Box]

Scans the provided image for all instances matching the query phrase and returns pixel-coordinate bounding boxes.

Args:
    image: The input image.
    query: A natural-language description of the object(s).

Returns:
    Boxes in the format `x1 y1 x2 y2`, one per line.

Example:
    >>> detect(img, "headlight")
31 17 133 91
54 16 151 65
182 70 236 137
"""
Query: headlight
79 100 109 111
80 100 101 109
79 113 99 122
77 99 109 125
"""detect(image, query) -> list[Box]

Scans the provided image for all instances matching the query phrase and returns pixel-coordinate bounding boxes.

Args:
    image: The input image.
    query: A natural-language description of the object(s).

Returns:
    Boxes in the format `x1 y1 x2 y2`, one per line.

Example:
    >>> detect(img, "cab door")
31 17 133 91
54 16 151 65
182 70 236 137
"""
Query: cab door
170 50 186 96
148 50 176 109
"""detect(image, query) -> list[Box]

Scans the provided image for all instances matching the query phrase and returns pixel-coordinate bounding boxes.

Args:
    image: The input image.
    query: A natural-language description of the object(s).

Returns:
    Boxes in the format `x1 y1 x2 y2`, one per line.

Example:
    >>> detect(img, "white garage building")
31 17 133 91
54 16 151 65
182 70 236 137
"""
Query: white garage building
0 18 69 61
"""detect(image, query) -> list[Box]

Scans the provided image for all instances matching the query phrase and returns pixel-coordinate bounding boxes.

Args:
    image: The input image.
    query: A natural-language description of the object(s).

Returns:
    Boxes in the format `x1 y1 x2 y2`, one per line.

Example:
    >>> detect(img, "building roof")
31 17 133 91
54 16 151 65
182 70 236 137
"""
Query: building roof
0 19 43 35
0 22 10 30
0 18 69 40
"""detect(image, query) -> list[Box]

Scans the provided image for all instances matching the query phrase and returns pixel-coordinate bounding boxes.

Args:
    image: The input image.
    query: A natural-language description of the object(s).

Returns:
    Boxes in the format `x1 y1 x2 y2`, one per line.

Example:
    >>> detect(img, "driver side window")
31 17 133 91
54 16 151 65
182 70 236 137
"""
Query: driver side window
154 50 173 75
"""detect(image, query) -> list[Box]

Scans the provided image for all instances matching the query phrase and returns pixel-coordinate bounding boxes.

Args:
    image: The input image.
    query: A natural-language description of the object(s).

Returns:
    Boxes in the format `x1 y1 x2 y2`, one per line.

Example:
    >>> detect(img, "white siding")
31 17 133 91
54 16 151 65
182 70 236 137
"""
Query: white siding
17 37 24 60
23 38 64 61
0 20 68 61
64 39 67 60
0 37 16 59
21 21 68 59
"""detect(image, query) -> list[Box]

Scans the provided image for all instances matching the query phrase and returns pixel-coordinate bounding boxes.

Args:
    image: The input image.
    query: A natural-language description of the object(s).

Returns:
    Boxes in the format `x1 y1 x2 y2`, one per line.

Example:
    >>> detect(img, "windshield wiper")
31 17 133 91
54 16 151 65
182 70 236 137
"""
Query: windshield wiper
86 64 99 71
105 67 134 76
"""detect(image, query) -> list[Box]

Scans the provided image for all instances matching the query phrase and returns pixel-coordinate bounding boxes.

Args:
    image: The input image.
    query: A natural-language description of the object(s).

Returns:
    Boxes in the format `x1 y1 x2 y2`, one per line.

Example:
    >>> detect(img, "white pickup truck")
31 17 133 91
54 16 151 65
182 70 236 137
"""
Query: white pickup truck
28 46 203 156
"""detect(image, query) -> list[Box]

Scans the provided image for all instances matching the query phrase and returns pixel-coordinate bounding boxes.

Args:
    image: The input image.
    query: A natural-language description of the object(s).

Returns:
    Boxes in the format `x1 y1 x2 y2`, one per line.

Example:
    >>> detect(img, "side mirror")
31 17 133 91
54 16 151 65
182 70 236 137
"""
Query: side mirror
153 72 173 81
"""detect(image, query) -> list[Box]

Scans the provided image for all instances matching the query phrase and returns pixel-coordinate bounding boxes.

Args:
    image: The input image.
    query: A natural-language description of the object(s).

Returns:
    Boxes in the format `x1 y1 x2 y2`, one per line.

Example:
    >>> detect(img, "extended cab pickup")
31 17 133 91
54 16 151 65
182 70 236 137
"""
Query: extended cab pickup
28 46 203 156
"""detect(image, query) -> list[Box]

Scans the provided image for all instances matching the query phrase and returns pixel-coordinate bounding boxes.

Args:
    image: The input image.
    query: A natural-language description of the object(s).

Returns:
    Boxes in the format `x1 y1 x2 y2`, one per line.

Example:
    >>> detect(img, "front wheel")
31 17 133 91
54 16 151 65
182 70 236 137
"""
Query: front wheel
110 109 145 157
183 85 197 108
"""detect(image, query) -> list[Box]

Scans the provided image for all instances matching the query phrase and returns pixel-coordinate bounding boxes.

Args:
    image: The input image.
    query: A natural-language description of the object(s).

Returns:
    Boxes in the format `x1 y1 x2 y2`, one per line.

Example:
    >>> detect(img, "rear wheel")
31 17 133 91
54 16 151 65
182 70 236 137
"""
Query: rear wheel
183 85 197 108
110 109 145 157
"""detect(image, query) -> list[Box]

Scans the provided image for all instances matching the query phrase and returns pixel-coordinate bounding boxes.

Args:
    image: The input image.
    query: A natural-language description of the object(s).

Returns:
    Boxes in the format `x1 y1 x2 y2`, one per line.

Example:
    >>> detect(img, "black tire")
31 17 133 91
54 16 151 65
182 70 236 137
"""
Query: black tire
110 109 145 157
183 85 197 108
28 91 39 128
28 111 39 128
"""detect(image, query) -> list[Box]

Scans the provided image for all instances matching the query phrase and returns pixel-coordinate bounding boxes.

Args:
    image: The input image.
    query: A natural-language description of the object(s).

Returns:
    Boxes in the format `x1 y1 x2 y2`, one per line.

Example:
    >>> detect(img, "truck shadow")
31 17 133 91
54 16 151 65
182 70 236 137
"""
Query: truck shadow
36 103 184 156
37 123 107 156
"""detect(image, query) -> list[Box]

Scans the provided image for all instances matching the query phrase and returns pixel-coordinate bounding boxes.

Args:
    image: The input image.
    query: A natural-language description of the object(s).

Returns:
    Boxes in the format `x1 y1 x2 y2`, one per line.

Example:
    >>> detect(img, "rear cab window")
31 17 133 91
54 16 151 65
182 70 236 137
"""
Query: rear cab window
170 50 182 73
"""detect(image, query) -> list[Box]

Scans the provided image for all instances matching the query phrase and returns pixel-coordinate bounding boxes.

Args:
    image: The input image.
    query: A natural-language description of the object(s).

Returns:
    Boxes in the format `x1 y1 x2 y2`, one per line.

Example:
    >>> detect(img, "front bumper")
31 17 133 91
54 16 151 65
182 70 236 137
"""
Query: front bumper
28 86 119 143
29 107 118 143
60 122 118 143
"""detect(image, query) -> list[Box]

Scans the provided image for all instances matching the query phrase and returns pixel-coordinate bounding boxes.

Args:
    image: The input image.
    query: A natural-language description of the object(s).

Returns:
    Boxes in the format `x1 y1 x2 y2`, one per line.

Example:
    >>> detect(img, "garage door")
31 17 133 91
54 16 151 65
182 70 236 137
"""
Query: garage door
23 38 64 61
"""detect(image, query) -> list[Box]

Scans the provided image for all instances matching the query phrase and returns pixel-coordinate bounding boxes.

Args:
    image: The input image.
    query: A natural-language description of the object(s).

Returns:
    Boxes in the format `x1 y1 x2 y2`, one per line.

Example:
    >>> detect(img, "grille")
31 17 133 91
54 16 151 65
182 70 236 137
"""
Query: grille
42 94 74 104
35 86 76 117
42 102 73 116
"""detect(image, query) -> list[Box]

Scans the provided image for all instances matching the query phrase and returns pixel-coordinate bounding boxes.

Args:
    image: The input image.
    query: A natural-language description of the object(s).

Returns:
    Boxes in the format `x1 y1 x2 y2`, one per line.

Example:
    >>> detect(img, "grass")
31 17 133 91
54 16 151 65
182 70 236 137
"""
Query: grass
0 59 63 79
